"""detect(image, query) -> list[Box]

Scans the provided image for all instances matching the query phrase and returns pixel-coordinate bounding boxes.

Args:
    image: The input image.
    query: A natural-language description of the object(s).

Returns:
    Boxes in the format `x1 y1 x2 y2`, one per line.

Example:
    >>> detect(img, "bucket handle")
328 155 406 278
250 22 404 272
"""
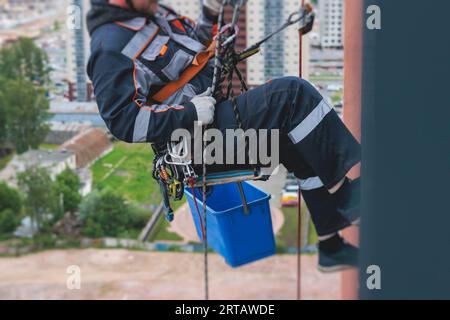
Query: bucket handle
237 182 250 215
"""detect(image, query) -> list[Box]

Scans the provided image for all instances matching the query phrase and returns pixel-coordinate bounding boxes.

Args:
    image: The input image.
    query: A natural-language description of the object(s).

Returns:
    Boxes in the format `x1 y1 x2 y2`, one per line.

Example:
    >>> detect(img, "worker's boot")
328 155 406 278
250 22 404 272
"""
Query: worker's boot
318 234 359 272
334 177 361 224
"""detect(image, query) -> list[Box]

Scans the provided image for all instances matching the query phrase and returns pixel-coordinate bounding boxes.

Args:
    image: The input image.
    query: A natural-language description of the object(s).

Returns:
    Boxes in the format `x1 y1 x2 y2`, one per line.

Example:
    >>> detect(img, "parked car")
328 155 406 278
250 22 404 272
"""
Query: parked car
281 184 299 207
285 172 297 186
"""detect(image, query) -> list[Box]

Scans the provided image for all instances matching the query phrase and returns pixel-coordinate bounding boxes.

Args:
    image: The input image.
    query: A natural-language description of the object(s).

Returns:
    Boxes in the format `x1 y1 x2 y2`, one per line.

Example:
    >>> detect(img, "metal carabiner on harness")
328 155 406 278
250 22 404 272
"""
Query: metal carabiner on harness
237 3 315 62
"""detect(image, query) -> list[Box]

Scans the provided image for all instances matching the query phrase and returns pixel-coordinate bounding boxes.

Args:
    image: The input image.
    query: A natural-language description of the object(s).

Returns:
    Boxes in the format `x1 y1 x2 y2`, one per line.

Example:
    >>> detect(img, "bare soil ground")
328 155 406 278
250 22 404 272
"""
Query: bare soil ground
0 249 341 300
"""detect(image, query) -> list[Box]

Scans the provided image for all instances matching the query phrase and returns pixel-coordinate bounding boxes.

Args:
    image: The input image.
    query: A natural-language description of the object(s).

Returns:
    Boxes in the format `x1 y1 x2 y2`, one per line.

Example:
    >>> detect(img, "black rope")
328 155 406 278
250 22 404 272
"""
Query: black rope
202 134 209 300
199 0 246 300
200 0 228 301
154 0 313 301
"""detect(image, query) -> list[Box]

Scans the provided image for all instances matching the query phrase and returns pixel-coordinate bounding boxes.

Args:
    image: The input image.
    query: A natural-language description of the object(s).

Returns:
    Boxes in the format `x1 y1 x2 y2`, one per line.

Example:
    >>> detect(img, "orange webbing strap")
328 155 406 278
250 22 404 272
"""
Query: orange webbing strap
150 41 216 104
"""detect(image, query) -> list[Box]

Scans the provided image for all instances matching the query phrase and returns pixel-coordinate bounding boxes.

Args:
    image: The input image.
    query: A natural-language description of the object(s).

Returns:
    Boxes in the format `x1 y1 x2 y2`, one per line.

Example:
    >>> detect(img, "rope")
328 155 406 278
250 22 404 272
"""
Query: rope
200 0 228 301
150 0 314 302
202 136 209 300
199 0 310 300
189 180 206 240
200 0 250 300
200 0 246 300
297 0 305 301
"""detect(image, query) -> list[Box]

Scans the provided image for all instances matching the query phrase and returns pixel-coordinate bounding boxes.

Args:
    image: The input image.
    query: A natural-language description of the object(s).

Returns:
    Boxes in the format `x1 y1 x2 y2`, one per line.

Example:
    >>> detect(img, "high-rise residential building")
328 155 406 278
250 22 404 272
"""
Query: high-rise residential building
161 0 202 19
246 0 310 86
162 0 247 92
318 0 343 48
264 0 284 79
159 1 309 87
66 0 91 101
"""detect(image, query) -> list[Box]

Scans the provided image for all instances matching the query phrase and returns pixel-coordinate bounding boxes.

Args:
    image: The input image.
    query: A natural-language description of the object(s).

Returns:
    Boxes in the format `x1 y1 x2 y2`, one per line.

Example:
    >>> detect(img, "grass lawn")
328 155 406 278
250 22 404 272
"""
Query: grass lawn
277 202 318 251
92 142 160 205
91 141 184 241
149 218 183 242
39 143 59 150
91 142 321 246
332 89 343 104
310 75 343 81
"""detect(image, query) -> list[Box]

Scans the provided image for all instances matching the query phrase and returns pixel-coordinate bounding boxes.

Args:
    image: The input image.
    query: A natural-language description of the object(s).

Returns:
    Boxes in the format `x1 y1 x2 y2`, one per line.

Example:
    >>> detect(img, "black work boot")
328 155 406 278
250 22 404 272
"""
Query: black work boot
318 234 359 273
333 177 361 224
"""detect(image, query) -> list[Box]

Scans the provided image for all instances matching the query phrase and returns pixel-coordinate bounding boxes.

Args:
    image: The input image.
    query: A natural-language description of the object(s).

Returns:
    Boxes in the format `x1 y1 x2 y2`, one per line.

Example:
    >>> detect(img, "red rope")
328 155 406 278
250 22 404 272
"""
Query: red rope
297 0 305 302
189 179 206 241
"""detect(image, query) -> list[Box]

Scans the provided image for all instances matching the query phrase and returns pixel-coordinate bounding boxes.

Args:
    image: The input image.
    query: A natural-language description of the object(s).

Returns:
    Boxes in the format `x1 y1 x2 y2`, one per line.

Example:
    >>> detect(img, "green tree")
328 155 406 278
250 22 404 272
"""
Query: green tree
0 79 50 153
0 209 19 235
80 189 147 238
0 182 22 213
0 37 51 85
56 168 81 213
18 166 60 234
0 77 8 146
81 189 129 237
78 189 101 222
0 182 22 236
0 38 51 153
127 204 149 229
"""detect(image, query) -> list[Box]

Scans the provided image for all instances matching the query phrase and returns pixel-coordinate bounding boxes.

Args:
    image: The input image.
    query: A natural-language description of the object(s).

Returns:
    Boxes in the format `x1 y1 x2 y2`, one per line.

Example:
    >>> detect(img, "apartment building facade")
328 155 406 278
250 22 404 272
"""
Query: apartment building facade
318 0 344 48
156 1 309 87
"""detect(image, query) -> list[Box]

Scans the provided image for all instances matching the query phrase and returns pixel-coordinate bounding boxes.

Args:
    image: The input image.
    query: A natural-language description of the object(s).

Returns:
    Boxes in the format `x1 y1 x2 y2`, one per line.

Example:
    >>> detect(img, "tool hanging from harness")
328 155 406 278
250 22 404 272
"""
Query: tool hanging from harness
152 1 315 222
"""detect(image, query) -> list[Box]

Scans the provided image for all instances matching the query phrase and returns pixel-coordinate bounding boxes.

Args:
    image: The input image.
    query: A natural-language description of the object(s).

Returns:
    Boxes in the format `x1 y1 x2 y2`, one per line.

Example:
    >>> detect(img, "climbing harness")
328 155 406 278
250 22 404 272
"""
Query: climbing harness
152 1 314 221
151 0 315 300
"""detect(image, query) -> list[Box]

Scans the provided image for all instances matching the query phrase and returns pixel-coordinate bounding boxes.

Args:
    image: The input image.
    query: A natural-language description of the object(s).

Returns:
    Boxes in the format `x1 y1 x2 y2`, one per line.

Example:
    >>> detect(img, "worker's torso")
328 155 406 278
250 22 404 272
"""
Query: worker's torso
90 14 214 106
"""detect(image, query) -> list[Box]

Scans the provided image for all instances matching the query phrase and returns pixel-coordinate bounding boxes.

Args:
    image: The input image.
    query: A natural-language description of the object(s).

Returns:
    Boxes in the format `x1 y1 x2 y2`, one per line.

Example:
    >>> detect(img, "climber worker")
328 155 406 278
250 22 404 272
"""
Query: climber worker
87 0 361 272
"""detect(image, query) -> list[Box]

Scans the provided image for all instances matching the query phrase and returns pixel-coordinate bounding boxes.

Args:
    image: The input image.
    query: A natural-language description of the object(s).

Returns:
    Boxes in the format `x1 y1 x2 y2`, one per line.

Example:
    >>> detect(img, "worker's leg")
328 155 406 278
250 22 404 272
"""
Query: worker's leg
280 140 358 271
214 76 361 222
215 77 360 271
215 77 360 187
279 135 351 235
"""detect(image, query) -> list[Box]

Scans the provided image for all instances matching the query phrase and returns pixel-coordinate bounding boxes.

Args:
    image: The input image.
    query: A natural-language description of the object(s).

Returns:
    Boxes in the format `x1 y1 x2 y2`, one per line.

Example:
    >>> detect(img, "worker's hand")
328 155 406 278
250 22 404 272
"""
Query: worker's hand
191 88 216 125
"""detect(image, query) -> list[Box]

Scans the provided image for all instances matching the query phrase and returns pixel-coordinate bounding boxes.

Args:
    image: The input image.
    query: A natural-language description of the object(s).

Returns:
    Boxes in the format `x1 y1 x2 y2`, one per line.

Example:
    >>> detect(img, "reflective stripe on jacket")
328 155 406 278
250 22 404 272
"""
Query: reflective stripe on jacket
87 6 216 144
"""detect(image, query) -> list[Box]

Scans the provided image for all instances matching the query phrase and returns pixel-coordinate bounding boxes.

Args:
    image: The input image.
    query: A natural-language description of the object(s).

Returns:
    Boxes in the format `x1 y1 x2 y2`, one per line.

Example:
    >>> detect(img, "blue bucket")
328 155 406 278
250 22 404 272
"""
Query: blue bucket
184 182 276 267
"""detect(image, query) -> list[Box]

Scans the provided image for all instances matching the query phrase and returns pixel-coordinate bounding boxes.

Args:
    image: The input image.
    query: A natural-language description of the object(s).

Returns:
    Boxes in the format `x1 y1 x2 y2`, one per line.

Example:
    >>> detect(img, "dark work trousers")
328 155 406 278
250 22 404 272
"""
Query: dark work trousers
213 77 361 236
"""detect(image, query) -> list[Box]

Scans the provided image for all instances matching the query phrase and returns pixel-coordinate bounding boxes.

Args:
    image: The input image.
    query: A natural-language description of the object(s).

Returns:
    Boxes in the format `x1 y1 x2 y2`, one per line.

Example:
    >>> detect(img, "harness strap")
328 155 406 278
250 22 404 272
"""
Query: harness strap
150 41 216 104
121 23 160 59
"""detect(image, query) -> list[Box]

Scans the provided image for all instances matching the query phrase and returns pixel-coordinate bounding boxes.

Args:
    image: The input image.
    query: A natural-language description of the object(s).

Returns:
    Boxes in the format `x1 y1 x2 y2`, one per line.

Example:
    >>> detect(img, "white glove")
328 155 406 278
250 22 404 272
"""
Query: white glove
191 88 216 125
203 0 222 15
